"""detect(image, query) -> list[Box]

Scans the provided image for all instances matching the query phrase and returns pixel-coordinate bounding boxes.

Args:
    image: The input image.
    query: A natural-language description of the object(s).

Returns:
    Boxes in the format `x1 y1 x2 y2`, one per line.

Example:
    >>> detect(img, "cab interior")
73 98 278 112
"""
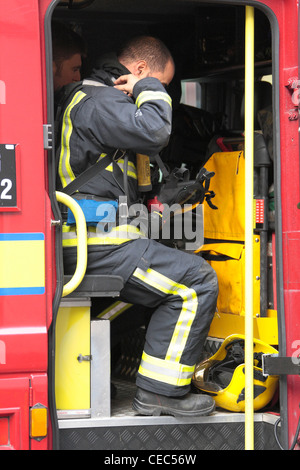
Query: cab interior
50 0 280 432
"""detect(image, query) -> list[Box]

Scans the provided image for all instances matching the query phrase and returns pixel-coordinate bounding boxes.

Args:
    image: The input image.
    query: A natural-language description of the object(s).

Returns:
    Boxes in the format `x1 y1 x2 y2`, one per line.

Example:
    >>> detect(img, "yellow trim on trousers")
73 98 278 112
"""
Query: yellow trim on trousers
62 224 146 247
133 266 198 387
139 352 195 387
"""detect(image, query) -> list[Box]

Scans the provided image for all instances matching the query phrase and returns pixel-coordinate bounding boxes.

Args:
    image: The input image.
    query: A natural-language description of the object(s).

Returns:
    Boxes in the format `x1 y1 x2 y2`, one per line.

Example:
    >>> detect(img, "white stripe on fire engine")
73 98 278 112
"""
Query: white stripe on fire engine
96 301 132 321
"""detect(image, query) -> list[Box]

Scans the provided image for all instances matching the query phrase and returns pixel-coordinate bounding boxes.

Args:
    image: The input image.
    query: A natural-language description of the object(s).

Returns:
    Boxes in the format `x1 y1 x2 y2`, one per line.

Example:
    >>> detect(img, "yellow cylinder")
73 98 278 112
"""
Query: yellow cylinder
136 153 152 191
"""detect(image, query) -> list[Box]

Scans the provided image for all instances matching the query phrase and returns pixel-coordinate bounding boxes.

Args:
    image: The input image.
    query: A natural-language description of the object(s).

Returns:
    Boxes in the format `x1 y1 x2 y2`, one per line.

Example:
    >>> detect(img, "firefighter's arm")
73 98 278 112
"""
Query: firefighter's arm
89 77 172 156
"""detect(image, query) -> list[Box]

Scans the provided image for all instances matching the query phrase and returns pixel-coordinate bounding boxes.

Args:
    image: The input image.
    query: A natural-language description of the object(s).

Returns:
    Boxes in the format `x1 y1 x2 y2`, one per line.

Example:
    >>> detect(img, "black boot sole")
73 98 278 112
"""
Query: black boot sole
132 397 216 417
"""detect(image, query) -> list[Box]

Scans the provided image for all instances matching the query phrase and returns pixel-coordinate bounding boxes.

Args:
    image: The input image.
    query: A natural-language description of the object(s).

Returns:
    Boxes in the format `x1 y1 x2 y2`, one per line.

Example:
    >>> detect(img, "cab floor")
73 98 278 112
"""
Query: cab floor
111 379 137 417
111 378 280 422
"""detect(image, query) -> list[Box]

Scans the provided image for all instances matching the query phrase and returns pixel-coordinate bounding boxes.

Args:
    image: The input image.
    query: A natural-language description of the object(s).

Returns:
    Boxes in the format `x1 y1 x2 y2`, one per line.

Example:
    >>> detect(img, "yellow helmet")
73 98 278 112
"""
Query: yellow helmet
192 334 278 412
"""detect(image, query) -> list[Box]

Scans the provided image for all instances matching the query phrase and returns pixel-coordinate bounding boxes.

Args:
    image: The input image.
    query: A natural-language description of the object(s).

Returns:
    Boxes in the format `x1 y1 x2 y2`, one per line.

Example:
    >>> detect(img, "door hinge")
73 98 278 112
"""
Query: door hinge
43 124 53 150
262 353 300 376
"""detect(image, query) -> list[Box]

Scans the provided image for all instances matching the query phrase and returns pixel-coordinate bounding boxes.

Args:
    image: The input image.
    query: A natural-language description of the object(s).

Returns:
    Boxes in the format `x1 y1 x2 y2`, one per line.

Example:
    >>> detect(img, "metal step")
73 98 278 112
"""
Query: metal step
56 317 281 450
58 379 281 450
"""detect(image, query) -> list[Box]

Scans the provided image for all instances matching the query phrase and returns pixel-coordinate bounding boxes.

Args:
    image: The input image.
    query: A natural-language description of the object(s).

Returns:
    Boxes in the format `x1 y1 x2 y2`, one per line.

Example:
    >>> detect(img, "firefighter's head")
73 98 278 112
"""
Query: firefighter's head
52 21 86 91
117 36 175 88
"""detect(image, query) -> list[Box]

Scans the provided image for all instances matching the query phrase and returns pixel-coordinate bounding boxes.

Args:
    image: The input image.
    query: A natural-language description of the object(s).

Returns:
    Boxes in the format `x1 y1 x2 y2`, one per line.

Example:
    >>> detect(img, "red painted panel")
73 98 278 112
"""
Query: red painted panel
0 0 52 448
0 377 29 450
263 0 300 449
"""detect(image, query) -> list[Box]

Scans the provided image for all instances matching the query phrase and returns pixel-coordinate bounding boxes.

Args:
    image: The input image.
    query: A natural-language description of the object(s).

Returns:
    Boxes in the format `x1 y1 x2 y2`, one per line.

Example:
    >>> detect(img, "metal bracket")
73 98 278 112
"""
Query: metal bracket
262 353 300 376
43 124 53 150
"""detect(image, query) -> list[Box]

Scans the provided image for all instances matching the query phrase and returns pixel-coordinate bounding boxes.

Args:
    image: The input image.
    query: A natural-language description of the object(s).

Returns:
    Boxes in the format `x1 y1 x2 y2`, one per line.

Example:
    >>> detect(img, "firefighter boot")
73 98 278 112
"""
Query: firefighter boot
132 387 216 417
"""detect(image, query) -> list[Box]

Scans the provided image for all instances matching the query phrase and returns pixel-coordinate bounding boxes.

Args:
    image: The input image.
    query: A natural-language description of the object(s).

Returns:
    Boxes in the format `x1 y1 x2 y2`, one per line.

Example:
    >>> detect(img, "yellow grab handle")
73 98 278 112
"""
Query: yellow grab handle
244 6 255 451
56 191 88 297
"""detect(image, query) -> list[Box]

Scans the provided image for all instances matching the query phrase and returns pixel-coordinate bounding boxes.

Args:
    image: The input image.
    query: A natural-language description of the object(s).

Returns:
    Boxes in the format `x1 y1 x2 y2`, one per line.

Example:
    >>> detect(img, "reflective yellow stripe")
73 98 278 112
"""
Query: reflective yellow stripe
135 90 172 108
62 224 145 246
97 301 132 320
138 352 194 387
133 267 198 363
59 91 87 188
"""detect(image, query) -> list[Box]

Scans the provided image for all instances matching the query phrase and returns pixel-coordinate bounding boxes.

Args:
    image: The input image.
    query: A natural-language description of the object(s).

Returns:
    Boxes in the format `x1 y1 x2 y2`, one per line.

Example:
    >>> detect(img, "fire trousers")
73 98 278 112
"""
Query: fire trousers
63 238 218 397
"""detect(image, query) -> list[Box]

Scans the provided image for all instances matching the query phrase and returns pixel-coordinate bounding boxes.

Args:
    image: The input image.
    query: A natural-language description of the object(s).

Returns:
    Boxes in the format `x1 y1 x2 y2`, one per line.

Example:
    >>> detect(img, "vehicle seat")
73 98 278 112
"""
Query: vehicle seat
63 274 124 297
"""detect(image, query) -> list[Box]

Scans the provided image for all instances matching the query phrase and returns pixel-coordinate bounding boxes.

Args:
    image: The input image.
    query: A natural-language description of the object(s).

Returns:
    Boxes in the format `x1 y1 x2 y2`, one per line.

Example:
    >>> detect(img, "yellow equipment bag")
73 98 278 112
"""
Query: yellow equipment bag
203 150 245 241
199 240 260 316
198 150 260 317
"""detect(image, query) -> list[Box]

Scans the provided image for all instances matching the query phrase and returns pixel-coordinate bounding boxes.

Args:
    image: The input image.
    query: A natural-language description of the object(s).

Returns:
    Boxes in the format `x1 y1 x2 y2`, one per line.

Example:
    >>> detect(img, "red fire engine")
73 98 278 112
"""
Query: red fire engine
0 0 299 451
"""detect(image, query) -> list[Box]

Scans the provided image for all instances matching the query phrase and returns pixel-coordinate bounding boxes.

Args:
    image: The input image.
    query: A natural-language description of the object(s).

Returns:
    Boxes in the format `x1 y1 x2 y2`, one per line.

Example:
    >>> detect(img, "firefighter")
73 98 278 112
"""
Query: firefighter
52 21 86 92
56 35 218 417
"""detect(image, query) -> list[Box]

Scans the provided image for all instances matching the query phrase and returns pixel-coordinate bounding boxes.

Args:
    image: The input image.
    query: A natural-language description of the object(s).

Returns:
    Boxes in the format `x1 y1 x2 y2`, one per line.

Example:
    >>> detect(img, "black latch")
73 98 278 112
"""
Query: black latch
77 354 92 363
262 354 300 376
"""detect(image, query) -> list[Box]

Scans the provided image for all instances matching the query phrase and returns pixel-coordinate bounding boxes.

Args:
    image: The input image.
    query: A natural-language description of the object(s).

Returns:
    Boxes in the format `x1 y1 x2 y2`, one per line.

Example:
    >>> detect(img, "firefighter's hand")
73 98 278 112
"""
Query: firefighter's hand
114 74 140 97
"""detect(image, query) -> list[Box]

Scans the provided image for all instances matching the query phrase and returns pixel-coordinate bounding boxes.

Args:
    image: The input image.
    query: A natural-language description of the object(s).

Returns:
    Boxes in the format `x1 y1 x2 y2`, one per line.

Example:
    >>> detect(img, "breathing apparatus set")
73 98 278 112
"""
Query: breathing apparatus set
58 135 217 243
149 153 218 247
